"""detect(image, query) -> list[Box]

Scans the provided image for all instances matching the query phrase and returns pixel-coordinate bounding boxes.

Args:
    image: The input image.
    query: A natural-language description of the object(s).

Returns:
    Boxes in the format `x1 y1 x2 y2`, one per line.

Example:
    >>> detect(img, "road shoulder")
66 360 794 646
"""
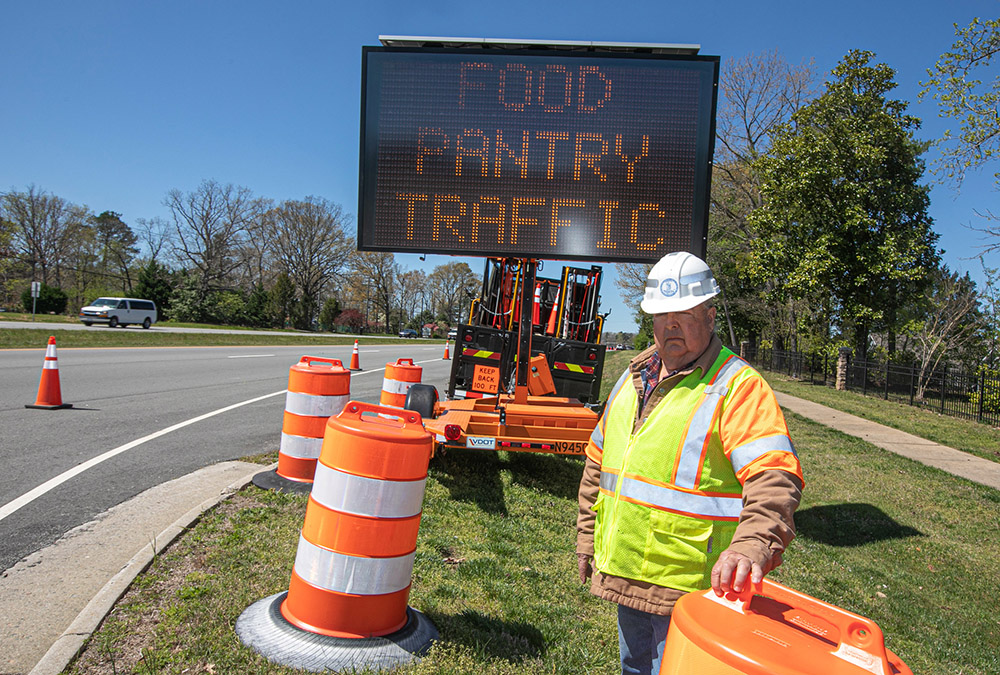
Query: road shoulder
0 460 264 675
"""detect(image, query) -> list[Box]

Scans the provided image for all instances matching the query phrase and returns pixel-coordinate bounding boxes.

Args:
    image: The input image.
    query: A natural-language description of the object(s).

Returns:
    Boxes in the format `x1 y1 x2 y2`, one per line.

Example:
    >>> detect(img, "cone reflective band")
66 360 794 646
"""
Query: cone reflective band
380 358 422 408
281 401 433 638
278 356 350 483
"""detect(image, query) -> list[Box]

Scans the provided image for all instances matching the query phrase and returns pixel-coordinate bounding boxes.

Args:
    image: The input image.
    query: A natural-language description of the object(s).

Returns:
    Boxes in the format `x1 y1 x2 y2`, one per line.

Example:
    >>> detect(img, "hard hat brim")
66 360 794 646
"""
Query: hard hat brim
641 290 718 315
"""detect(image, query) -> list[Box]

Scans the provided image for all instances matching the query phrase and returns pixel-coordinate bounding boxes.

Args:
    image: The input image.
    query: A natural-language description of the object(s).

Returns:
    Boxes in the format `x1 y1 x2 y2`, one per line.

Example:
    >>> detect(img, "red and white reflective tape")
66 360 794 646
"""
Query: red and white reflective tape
43 344 59 369
452 389 487 399
381 377 415 396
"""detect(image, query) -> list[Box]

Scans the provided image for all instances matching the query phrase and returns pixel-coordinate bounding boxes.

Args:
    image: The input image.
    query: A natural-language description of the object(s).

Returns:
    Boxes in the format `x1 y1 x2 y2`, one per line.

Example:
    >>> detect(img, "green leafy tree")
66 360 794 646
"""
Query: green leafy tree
243 283 272 328
749 50 940 359
270 273 296 328
318 296 342 332
134 260 175 321
920 17 1000 188
920 16 1000 252
89 210 138 292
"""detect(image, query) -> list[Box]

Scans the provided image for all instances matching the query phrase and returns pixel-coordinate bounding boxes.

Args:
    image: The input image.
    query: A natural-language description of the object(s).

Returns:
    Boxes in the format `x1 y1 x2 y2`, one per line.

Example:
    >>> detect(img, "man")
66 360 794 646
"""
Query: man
576 251 803 675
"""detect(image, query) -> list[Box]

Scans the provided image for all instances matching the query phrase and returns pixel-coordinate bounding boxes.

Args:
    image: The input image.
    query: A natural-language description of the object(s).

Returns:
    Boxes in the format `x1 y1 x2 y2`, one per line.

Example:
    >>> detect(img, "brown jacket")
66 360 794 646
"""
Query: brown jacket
576 336 802 615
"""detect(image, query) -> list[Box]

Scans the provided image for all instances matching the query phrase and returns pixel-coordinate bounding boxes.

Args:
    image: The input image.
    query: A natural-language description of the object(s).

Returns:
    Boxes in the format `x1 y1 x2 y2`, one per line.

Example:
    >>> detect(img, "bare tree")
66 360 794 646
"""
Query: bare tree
428 261 479 324
349 251 398 333
2 185 88 287
710 50 817 348
397 268 429 324
267 197 354 318
134 216 171 261
164 180 266 299
613 52 816 342
902 268 984 399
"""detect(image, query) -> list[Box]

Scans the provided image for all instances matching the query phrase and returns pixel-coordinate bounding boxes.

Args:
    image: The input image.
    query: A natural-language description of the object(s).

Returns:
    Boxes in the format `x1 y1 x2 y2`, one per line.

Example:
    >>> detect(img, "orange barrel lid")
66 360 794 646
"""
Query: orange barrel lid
665 579 912 675
319 401 431 481
288 356 351 396
386 357 421 377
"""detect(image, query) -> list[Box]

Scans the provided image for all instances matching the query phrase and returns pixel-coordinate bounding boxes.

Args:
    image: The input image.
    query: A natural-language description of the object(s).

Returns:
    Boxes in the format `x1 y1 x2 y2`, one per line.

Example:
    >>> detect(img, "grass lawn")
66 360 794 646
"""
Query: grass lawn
761 370 1000 464
64 351 1000 674
0 326 439 349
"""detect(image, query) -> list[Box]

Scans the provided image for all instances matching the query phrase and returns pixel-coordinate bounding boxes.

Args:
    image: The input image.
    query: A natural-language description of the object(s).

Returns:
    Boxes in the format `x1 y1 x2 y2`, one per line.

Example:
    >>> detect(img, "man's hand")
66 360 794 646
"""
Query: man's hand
577 553 593 583
710 549 763 596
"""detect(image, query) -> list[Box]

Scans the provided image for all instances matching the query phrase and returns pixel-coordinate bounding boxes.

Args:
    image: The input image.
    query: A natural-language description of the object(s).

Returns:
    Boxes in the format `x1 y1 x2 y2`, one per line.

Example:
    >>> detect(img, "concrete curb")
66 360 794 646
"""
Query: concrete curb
27 462 276 675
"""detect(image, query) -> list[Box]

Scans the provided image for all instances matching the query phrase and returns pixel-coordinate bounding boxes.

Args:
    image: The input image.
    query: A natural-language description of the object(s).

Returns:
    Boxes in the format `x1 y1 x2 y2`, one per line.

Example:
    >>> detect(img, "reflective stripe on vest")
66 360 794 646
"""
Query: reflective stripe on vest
730 434 797 474
292 534 414 595
279 432 324 459
589 369 632 453
284 391 349 417
311 462 426 519
673 355 750 489
600 470 742 520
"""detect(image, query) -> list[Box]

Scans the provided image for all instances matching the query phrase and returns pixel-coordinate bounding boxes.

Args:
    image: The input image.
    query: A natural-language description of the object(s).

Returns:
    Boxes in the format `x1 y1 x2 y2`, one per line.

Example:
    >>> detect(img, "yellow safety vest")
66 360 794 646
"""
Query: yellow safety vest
592 348 793 592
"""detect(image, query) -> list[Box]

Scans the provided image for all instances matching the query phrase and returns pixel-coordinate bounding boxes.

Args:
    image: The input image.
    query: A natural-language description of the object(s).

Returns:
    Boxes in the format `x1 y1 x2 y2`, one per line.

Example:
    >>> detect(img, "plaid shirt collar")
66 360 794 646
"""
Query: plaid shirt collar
638 350 704 408
640 351 662 407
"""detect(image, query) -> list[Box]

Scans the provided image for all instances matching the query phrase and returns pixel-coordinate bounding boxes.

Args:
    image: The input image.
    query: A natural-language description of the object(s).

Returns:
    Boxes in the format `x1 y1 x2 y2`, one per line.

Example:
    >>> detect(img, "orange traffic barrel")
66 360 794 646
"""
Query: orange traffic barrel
281 401 433 638
277 356 350 484
660 578 912 675
380 358 423 408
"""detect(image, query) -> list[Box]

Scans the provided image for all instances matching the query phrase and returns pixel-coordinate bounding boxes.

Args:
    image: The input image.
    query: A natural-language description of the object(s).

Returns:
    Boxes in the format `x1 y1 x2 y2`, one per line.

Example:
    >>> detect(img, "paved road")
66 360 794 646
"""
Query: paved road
0 342 453 572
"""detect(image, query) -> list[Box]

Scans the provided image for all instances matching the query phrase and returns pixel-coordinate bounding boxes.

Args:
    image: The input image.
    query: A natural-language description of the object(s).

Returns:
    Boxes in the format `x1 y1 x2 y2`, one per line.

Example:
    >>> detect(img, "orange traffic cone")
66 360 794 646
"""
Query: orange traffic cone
442 340 450 360
26 336 72 410
349 339 362 370
546 288 561 336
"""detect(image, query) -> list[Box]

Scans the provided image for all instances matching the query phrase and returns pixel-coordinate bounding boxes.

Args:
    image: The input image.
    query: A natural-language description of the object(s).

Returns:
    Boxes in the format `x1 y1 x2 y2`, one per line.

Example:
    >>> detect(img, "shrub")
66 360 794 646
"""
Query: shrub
21 283 68 314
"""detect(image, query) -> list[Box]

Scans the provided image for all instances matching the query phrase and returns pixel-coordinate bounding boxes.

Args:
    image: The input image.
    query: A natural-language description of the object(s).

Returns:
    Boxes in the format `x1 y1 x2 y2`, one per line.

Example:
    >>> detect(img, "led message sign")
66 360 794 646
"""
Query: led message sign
358 47 719 263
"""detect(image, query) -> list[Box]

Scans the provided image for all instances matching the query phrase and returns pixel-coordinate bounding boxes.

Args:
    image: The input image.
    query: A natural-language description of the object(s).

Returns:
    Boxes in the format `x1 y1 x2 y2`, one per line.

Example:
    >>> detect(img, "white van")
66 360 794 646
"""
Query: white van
79 297 158 329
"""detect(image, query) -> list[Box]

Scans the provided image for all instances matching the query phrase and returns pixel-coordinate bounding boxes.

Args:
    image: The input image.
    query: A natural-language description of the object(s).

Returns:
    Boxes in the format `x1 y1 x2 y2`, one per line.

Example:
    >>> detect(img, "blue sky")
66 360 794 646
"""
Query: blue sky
2 1 997 333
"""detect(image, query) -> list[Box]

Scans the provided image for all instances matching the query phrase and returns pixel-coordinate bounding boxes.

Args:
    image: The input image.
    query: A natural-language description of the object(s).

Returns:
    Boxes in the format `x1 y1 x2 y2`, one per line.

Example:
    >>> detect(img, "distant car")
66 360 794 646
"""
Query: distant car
399 328 418 338
79 297 157 329
447 327 458 340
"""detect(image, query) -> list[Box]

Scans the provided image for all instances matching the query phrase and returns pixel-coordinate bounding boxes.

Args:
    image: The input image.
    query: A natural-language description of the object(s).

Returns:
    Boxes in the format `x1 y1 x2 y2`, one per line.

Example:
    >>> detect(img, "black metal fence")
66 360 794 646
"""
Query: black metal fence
741 345 1000 428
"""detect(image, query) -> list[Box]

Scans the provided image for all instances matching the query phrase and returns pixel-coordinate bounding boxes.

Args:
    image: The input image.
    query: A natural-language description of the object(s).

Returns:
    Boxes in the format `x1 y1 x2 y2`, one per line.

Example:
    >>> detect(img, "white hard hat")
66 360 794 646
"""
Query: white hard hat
640 251 720 314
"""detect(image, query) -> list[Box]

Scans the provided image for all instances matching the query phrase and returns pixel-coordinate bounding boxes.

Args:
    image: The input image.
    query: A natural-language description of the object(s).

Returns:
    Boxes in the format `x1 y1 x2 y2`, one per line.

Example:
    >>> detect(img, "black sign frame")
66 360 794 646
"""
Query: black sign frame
358 46 719 263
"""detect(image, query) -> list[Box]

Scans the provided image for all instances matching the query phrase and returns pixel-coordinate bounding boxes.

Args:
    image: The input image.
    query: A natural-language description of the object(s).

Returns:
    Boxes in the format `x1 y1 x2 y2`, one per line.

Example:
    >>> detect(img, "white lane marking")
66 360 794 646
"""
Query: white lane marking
0 358 448 524
227 354 275 359
0 390 286 523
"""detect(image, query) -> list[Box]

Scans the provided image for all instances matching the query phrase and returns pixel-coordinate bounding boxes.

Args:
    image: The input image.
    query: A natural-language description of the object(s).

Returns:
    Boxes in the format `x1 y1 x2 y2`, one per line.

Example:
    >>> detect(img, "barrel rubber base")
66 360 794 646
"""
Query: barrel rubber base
251 469 313 495
235 592 439 672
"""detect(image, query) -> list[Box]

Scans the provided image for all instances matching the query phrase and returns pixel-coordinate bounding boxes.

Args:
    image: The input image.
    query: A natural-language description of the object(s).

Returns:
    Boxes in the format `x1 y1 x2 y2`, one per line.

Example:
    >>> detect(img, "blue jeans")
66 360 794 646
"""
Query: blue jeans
617 604 672 675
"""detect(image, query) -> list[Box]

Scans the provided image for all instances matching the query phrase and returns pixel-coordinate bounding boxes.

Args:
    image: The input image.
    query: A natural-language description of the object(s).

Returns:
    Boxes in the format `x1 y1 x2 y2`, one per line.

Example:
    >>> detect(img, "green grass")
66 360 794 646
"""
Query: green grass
762 371 1000 464
0 328 441 349
63 349 1000 674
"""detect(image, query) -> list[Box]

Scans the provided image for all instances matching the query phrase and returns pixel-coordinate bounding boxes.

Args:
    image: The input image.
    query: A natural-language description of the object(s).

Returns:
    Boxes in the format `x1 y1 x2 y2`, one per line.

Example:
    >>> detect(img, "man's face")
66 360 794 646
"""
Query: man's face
652 303 717 371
